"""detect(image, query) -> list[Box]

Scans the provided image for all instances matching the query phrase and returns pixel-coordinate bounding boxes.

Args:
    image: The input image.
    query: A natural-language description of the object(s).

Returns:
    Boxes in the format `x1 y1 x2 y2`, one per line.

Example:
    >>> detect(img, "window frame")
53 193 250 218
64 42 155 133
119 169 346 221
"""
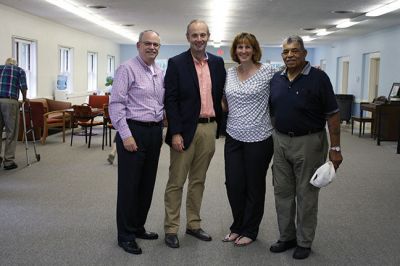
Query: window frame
59 46 73 92
12 36 37 99
87 51 98 92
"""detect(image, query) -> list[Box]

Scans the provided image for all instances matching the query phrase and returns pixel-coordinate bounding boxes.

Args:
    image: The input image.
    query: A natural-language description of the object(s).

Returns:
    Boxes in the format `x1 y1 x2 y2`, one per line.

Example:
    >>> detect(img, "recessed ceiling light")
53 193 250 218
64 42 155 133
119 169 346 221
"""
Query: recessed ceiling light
331 10 355 14
46 0 136 41
122 24 135 27
87 5 107 9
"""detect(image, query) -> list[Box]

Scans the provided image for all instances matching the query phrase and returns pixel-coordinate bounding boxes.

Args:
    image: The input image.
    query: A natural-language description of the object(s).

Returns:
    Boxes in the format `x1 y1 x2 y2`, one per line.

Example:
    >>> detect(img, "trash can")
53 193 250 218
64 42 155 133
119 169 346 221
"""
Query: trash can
335 94 354 124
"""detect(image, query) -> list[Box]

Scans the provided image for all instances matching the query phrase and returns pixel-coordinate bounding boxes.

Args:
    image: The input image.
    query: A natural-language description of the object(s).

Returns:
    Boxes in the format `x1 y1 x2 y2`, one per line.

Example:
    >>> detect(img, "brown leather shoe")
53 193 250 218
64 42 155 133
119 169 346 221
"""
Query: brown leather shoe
186 228 212 241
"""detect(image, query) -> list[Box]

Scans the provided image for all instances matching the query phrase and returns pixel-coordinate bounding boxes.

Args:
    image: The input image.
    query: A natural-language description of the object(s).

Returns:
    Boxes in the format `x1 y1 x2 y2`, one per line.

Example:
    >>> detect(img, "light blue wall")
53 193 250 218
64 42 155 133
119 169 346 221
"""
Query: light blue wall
312 24 400 105
120 44 314 65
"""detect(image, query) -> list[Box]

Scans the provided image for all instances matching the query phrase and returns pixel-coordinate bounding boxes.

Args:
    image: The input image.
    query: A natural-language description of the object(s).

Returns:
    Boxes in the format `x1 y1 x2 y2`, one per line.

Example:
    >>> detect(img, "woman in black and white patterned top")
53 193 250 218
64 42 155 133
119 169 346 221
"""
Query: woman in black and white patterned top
222 33 275 246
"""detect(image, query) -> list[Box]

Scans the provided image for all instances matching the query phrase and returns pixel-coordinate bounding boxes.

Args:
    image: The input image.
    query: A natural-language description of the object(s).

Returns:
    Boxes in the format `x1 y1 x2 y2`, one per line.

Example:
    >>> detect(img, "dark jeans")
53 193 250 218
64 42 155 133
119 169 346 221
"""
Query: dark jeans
224 134 273 240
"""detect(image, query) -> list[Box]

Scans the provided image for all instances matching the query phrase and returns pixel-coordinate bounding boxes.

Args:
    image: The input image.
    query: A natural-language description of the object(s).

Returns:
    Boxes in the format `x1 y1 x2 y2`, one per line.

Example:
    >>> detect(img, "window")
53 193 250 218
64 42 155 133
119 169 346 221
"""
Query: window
12 37 37 99
107 55 115 77
59 46 73 91
87 52 98 92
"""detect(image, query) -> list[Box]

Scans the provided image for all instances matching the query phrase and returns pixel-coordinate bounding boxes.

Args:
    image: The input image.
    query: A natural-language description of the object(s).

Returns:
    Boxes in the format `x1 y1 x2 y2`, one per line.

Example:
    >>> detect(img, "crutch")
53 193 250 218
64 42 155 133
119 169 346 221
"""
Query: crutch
21 101 41 166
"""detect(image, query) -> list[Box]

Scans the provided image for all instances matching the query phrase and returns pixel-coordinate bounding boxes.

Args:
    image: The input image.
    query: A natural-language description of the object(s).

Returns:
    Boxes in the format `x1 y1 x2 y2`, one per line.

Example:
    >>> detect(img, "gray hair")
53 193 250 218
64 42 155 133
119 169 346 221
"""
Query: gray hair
5 58 18 66
283 35 305 50
186 19 210 36
138 30 160 42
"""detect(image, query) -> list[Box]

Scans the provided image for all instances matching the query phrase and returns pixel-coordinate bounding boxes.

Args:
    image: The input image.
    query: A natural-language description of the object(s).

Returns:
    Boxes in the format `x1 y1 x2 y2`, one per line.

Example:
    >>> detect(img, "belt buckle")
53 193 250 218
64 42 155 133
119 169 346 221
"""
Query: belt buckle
288 132 295 137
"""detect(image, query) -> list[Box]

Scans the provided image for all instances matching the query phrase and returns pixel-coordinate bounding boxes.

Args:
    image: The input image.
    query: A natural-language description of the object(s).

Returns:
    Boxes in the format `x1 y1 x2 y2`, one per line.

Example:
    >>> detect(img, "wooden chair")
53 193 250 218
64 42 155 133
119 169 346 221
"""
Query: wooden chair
88 95 109 109
70 104 103 148
351 116 374 137
102 103 115 150
41 109 70 144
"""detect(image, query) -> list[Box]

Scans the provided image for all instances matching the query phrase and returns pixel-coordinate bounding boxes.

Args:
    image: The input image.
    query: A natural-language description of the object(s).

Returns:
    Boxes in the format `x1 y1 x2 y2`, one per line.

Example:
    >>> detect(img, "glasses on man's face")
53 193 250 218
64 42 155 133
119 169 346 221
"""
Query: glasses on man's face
281 48 302 56
142 41 161 48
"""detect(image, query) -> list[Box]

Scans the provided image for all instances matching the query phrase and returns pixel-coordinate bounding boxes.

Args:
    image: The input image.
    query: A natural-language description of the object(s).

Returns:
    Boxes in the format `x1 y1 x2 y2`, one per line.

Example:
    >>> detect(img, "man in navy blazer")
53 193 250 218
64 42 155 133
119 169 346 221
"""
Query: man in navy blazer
163 19 226 248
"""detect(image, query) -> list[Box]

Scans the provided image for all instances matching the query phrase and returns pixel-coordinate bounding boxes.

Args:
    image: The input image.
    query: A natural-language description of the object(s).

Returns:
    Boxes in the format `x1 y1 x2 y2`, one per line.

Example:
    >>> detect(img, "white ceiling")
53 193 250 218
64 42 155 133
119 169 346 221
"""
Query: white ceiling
1 0 400 46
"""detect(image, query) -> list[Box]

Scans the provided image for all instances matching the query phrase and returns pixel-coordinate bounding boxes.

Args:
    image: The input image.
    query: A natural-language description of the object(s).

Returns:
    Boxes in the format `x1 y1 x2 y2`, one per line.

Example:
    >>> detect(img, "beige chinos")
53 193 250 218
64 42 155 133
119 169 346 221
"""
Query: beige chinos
164 122 217 234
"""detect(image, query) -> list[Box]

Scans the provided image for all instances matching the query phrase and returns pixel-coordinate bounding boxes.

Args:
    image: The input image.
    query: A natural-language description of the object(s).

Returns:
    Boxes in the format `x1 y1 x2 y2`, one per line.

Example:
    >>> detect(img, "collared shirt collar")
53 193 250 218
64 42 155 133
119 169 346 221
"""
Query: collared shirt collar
280 61 311 76
136 55 160 75
191 51 209 64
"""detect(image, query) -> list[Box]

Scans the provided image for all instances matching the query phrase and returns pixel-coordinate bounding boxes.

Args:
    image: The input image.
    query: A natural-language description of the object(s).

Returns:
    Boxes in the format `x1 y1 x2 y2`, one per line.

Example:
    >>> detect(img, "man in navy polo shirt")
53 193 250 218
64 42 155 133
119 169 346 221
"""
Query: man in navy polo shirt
269 36 343 260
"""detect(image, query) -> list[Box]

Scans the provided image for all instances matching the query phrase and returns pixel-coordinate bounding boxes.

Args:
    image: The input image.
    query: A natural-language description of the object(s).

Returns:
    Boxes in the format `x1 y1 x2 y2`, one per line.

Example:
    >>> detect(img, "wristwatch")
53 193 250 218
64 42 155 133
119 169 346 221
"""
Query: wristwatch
330 146 341 152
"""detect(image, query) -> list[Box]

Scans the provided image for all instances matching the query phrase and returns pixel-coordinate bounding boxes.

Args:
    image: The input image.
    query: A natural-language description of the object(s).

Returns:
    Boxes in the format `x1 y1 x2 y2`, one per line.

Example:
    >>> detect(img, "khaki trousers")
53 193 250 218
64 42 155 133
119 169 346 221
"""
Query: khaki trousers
164 122 217 234
0 98 19 166
272 130 328 248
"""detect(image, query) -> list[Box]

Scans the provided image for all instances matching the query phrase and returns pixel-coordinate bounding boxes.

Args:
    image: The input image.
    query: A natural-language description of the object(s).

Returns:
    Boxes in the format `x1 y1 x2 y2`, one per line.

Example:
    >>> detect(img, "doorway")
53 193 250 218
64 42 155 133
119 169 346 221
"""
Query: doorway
337 56 350 94
368 57 380 102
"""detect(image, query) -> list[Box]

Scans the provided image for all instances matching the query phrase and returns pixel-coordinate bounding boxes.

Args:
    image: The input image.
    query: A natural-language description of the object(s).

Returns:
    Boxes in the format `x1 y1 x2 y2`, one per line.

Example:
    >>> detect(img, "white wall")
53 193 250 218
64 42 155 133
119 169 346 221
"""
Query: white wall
313 25 400 103
0 4 119 101
120 44 314 65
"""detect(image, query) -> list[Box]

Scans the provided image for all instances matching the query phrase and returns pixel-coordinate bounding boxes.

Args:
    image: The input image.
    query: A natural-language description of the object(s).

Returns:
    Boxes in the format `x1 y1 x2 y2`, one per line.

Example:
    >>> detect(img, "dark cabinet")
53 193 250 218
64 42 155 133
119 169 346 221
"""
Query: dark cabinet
375 104 400 144
335 94 354 123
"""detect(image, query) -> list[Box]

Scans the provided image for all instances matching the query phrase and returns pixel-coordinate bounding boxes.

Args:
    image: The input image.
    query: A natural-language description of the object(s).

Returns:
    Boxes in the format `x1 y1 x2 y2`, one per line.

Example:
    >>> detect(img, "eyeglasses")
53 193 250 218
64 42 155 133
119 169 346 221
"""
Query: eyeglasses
281 49 303 56
142 41 161 48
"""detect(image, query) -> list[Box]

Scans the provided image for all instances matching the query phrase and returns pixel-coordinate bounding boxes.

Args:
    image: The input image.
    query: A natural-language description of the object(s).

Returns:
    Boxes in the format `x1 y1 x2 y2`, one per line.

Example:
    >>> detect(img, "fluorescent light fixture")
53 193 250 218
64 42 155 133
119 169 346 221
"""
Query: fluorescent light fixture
316 29 333 36
301 35 316 42
45 0 137 42
366 0 400 16
336 19 360 28
209 0 232 43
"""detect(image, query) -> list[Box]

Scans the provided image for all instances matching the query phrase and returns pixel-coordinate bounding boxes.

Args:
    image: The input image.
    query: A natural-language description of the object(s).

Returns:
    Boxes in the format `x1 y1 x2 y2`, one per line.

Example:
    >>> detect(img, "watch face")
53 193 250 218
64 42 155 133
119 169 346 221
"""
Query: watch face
331 147 340 151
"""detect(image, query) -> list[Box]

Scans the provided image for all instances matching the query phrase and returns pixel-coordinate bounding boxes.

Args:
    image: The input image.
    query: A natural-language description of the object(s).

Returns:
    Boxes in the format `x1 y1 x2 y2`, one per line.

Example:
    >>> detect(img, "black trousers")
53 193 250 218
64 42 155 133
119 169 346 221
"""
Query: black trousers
116 121 163 242
224 134 273 240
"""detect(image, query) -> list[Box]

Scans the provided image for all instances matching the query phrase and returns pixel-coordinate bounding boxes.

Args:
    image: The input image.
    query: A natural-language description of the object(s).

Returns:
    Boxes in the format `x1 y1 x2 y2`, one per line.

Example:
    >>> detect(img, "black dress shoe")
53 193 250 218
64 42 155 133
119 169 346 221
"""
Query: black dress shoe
186 228 212 241
165 234 179 248
293 246 311 259
269 239 297 253
4 162 18 170
136 231 158 240
118 240 142 255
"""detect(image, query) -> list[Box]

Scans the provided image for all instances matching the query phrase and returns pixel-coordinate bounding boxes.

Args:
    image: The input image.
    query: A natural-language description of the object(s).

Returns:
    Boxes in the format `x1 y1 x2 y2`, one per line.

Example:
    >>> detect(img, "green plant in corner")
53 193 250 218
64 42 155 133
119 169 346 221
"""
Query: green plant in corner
105 76 113 86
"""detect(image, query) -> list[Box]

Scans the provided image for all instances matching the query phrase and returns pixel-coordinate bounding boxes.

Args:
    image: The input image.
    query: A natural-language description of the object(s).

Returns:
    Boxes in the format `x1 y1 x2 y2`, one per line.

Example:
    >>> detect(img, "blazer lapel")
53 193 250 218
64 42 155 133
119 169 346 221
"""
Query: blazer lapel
207 53 217 98
186 50 200 90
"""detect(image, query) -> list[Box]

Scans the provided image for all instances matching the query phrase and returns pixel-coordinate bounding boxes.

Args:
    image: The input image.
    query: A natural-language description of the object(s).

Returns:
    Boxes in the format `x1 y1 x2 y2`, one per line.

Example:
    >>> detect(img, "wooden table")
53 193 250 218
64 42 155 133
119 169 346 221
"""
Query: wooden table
360 102 400 147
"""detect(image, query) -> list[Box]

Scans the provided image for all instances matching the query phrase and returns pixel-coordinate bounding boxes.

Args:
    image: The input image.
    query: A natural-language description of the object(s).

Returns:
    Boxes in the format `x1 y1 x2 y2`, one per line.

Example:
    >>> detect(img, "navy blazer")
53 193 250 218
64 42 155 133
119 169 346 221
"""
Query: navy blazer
164 49 226 149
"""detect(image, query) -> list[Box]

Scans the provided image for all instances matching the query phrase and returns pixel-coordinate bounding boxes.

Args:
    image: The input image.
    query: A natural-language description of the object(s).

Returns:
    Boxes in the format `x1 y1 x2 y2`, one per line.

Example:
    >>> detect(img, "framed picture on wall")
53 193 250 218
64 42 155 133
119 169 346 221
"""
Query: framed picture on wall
389 82 400 101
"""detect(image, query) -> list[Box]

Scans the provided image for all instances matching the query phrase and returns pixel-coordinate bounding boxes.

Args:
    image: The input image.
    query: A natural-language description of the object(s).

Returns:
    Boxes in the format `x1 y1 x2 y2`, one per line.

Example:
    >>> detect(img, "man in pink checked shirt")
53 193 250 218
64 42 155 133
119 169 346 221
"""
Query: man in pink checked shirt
109 30 164 255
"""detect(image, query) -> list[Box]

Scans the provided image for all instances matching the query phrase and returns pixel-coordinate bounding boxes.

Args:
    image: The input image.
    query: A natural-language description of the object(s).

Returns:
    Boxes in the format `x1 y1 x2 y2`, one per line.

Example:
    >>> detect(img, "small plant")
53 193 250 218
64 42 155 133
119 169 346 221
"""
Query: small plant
105 76 113 86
